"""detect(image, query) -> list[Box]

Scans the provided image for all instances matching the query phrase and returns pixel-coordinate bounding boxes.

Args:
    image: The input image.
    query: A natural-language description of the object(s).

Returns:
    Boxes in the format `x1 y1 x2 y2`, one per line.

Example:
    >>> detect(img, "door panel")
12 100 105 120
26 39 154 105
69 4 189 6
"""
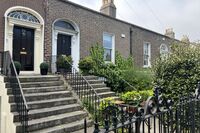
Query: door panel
57 34 72 56
13 26 34 71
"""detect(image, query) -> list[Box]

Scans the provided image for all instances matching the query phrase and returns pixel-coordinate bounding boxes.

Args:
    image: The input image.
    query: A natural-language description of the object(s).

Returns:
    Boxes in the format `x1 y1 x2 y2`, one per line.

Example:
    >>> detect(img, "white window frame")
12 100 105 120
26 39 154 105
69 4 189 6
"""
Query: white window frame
143 42 151 68
160 43 169 59
103 32 115 63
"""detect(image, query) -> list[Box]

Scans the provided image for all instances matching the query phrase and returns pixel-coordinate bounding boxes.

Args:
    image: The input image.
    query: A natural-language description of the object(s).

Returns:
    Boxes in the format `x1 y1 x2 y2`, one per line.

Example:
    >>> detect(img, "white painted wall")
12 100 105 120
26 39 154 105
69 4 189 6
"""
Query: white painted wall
0 76 16 133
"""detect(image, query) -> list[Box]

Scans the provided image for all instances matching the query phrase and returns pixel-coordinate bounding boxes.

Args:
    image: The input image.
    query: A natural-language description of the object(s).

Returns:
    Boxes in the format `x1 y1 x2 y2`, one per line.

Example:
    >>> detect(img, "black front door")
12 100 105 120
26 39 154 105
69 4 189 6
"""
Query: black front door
13 26 34 71
57 34 72 56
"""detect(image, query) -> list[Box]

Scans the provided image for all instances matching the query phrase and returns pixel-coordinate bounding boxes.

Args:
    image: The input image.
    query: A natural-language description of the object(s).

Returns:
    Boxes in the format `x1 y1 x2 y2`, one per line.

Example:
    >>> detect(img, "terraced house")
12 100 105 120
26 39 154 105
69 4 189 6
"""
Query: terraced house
0 0 178 133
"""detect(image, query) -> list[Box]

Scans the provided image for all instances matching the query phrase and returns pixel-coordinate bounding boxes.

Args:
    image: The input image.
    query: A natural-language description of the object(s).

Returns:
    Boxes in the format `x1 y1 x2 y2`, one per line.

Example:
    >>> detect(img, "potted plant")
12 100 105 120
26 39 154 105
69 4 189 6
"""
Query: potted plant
56 55 73 73
12 61 21 75
40 62 49 75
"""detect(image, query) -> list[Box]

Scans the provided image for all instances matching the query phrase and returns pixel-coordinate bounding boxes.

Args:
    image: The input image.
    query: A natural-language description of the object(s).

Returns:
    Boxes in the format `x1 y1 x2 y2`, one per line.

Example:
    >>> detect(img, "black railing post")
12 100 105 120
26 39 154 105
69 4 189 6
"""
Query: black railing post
84 118 87 133
93 117 100 133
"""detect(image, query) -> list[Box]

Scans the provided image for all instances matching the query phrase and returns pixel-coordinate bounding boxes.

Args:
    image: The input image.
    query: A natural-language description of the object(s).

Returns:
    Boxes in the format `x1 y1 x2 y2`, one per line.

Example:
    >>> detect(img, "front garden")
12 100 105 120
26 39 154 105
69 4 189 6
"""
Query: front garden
56 42 200 132
77 42 200 109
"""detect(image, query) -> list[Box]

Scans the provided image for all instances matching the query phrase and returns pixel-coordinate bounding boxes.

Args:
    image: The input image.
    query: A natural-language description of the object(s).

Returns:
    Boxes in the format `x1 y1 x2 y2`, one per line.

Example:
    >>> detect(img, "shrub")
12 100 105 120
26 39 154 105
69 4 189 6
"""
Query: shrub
89 44 153 93
115 51 134 70
121 68 153 91
139 90 153 101
153 43 200 101
120 91 141 106
79 56 95 75
90 43 104 63
120 90 153 105
99 97 115 111
13 61 21 70
56 55 72 69
40 62 49 69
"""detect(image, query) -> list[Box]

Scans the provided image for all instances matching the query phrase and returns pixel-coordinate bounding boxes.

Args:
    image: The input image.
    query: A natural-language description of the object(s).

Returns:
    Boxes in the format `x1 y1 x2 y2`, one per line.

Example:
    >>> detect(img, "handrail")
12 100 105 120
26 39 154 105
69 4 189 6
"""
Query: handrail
67 60 102 101
1 51 29 132
52 55 107 119
9 52 29 109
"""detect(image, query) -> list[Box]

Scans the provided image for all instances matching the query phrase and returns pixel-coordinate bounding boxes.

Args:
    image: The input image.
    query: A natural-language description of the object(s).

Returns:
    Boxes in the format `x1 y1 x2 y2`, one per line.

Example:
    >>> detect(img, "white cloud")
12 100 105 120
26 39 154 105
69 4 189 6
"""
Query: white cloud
70 0 200 41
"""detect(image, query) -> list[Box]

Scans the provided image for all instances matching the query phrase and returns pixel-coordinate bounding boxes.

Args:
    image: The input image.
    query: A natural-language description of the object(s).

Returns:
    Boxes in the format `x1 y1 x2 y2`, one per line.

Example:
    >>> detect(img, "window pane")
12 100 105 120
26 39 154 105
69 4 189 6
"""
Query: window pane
54 21 75 31
143 43 150 66
103 34 112 49
104 49 112 61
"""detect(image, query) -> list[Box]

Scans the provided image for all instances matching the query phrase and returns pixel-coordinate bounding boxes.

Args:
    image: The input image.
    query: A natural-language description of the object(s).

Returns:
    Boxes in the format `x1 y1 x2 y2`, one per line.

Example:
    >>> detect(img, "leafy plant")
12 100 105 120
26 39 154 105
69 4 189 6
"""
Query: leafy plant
90 43 104 63
56 55 72 69
120 91 141 106
153 43 200 101
79 56 95 75
88 44 153 93
40 62 49 69
120 90 153 105
99 97 115 111
121 68 153 91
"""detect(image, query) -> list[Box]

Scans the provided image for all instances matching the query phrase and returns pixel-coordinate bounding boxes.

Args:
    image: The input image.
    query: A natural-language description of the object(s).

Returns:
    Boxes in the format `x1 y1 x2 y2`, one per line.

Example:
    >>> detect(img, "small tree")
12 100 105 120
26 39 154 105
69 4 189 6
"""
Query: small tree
153 43 200 101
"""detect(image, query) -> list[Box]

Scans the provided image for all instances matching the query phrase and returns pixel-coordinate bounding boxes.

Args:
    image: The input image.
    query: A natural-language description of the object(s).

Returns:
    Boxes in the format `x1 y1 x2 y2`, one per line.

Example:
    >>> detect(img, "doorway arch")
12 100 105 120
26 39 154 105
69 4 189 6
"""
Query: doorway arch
52 19 80 73
4 6 44 74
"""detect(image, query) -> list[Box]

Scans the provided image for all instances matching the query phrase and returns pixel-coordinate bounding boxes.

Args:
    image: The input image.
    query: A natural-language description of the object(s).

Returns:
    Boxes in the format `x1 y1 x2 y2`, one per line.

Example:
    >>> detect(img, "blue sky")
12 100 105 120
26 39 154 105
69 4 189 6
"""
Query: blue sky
70 0 200 42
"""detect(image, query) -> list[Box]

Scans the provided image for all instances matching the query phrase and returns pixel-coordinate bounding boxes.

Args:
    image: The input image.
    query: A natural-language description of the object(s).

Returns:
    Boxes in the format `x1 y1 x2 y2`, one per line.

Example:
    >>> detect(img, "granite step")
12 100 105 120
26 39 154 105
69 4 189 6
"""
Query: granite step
5 75 61 83
10 97 77 112
68 80 104 85
9 91 71 103
72 83 106 89
7 86 66 95
13 104 82 122
6 81 64 88
30 118 93 133
16 111 88 132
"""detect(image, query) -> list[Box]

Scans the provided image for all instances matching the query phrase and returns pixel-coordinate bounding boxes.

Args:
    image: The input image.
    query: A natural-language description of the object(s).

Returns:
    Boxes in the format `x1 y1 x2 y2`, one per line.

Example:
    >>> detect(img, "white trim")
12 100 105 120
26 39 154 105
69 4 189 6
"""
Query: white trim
4 6 44 74
143 42 151 68
51 19 80 73
103 32 115 63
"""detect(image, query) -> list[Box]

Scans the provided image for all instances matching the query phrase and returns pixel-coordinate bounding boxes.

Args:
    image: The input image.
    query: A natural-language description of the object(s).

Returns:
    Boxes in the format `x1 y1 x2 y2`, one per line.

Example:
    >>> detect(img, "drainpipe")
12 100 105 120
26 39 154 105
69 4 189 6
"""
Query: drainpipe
130 27 133 56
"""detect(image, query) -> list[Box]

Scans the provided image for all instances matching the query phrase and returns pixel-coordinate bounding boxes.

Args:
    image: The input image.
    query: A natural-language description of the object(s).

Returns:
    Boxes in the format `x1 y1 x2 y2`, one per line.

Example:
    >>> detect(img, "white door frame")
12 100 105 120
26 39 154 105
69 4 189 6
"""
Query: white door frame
51 19 80 73
4 6 44 74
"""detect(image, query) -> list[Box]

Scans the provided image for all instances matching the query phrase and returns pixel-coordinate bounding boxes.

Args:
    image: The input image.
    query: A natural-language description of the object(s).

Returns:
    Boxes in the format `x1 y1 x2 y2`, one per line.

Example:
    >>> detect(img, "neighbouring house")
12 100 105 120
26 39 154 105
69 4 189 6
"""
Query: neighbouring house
0 0 178 74
0 0 181 132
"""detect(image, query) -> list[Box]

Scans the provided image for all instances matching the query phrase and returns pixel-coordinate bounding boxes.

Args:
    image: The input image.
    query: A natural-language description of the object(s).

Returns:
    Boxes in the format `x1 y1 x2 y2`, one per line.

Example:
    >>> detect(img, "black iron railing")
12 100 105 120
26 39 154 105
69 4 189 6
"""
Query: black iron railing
83 84 200 133
51 55 112 120
0 51 29 132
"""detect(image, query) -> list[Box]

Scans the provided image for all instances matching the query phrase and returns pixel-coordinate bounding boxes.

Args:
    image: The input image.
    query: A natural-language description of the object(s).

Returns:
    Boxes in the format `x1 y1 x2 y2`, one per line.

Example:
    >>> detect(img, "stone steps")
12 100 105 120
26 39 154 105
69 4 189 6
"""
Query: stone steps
9 91 72 103
69 79 104 85
10 97 77 112
72 83 107 89
5 75 61 83
13 104 82 122
78 87 111 94
68 75 120 102
16 111 88 132
7 86 66 95
5 75 92 133
30 118 93 133
6 81 64 88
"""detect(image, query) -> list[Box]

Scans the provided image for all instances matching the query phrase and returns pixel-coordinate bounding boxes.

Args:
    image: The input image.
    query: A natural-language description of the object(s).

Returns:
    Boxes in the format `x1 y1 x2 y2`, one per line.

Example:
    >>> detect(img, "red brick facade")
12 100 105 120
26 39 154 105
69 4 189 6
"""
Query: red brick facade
0 0 176 67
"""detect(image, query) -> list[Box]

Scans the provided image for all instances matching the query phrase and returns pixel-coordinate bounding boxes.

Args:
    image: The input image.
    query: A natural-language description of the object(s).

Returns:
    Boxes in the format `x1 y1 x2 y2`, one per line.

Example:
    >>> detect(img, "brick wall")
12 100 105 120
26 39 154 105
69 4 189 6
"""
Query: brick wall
0 0 177 67
131 26 175 67
45 0 131 60
0 0 45 51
